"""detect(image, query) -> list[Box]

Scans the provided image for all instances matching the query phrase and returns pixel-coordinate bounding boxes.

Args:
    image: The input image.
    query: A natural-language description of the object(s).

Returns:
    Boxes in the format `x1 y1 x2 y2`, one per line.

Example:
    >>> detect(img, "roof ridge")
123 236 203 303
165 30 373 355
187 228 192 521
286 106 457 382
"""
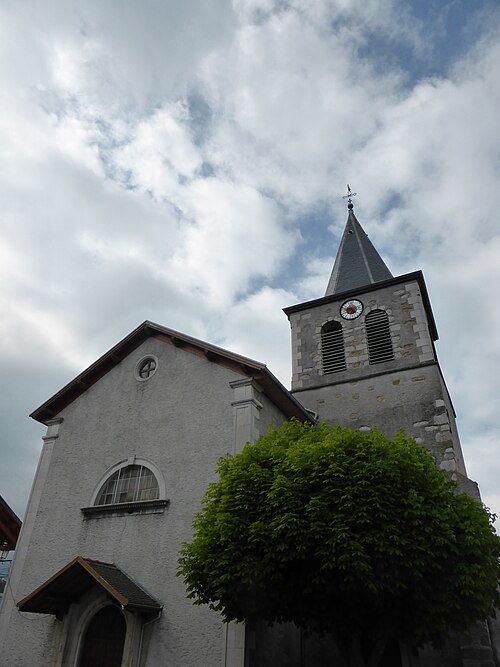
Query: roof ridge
30 321 311 425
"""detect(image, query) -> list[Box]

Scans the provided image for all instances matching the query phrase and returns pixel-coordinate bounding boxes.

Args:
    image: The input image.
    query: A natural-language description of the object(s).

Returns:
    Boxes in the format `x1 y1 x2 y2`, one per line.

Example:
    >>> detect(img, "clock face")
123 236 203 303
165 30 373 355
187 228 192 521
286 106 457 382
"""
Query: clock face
340 299 363 320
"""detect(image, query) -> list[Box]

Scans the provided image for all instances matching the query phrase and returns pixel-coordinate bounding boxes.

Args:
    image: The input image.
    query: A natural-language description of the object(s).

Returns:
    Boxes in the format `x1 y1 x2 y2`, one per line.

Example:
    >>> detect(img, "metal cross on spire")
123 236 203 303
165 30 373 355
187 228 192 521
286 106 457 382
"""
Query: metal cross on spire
342 184 357 210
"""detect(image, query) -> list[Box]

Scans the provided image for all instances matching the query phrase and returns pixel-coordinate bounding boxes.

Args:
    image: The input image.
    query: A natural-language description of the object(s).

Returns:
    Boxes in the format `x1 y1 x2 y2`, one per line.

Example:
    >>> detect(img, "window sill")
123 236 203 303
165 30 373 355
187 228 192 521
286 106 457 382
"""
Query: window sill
81 499 169 519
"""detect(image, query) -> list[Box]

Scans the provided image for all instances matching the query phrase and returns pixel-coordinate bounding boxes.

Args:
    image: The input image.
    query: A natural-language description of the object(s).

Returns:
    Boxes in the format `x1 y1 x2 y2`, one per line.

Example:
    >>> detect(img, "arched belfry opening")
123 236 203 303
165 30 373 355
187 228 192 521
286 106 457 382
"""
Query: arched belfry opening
365 309 394 364
321 321 346 373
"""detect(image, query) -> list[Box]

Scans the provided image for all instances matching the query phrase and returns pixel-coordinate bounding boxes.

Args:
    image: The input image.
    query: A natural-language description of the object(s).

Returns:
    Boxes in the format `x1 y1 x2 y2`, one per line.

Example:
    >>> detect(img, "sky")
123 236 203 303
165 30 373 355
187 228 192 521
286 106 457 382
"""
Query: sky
0 0 499 531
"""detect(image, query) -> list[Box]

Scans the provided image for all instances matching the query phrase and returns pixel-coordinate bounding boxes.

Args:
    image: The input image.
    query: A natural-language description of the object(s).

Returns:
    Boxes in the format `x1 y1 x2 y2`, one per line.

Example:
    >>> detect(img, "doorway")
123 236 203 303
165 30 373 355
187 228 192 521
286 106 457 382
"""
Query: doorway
79 605 126 667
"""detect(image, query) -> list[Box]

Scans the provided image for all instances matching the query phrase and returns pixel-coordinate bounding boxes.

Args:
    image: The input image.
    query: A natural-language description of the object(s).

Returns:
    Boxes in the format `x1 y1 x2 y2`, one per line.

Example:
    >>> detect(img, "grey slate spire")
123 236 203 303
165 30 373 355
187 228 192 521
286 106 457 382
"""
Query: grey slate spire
325 199 393 296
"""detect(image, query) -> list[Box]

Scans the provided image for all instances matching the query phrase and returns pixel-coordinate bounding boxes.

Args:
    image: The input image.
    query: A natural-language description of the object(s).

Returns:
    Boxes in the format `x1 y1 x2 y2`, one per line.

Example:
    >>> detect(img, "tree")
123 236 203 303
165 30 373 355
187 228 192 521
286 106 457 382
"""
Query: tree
178 421 500 667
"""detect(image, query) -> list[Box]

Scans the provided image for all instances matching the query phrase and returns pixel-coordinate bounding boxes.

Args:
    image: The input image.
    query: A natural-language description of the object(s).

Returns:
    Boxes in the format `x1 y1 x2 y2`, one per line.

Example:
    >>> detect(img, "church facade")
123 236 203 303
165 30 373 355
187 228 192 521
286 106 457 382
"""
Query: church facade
0 202 497 666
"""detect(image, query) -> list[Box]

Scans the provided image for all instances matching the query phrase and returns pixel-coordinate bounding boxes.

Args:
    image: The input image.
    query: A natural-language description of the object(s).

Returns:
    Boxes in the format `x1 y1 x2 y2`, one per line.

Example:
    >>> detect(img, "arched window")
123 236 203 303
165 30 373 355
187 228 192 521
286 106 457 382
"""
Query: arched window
365 309 394 364
79 605 126 667
321 321 346 374
95 464 160 506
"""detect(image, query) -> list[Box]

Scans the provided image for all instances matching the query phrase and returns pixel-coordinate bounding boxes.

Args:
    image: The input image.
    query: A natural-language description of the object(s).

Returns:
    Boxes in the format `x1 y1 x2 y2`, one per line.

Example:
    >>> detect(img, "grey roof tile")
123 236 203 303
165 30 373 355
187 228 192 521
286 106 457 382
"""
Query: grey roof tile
325 208 393 295
17 556 161 618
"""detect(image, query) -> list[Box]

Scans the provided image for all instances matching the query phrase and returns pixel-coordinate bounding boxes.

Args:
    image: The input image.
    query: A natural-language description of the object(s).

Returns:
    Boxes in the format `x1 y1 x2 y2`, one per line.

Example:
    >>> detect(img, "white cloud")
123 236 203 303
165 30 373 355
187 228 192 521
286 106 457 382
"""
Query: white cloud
53 115 103 174
170 178 298 307
51 42 88 93
0 0 499 530
220 286 298 384
114 104 203 198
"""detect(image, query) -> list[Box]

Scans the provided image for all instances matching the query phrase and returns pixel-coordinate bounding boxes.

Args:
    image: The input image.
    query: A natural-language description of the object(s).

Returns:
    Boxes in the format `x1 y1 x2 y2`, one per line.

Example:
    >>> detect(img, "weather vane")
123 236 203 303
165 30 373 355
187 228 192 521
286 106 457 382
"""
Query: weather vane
342 184 357 209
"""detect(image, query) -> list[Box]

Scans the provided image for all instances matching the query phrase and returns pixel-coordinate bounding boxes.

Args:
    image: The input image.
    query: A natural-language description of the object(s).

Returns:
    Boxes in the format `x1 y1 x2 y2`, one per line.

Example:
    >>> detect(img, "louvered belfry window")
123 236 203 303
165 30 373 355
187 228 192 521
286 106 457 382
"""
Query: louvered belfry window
321 321 346 374
365 309 394 364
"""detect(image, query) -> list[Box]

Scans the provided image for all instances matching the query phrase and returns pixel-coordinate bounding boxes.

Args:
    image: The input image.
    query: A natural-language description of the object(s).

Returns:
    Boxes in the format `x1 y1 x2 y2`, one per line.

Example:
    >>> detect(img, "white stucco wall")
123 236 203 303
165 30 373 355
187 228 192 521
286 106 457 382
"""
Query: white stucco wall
0 336 293 667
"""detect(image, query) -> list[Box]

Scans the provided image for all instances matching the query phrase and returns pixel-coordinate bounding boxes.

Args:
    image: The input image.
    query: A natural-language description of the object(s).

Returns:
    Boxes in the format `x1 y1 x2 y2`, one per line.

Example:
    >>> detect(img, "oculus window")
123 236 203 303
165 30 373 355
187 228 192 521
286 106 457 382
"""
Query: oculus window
135 355 158 381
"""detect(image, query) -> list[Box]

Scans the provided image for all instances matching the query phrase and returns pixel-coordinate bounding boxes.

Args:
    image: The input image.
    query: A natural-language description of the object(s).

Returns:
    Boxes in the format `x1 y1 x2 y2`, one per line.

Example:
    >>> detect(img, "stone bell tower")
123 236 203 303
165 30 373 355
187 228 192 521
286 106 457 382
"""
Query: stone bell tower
255 190 498 667
284 190 476 496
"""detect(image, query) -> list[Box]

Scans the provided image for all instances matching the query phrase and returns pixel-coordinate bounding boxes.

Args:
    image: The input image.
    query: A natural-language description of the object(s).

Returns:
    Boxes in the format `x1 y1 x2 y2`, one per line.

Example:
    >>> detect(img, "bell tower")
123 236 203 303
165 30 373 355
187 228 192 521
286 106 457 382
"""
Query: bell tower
285 190 476 495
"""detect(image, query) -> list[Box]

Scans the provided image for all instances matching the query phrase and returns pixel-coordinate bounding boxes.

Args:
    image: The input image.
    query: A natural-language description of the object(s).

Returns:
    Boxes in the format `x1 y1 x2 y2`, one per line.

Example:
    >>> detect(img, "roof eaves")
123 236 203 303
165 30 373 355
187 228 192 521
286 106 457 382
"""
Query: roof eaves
30 321 269 425
78 557 128 607
30 321 154 424
284 271 438 341
251 367 313 423
17 556 161 618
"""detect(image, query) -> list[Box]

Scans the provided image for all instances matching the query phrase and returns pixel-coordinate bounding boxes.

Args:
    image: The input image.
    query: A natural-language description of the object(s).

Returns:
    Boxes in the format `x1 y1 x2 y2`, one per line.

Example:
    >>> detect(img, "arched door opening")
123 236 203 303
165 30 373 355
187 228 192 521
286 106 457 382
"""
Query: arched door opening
79 605 126 667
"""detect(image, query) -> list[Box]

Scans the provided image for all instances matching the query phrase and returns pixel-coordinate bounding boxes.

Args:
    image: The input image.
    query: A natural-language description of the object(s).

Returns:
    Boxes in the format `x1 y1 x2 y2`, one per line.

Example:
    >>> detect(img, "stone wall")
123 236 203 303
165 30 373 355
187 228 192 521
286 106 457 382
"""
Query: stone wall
288 277 467 475
289 279 434 392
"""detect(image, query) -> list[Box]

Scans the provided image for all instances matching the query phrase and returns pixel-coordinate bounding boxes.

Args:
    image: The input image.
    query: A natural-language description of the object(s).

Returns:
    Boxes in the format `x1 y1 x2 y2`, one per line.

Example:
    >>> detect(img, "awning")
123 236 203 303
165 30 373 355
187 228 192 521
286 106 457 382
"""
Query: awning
17 556 161 620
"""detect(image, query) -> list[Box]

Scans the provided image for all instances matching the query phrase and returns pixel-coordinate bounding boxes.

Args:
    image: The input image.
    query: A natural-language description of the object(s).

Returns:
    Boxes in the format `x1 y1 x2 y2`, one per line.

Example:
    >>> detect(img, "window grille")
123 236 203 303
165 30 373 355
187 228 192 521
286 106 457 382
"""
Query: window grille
321 321 346 374
95 465 160 506
365 309 394 364
135 355 158 381
138 358 156 379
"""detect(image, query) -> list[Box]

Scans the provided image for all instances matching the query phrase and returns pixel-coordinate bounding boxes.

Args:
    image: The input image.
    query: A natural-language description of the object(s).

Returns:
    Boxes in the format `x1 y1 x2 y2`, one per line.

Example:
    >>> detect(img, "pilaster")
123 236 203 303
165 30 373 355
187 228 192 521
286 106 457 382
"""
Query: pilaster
221 379 264 667
230 378 263 455
0 418 63 645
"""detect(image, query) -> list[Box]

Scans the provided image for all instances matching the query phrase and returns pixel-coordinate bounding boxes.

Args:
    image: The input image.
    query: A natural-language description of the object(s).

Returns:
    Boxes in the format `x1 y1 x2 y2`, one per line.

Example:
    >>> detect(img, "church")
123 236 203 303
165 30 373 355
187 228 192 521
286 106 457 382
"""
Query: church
0 197 497 666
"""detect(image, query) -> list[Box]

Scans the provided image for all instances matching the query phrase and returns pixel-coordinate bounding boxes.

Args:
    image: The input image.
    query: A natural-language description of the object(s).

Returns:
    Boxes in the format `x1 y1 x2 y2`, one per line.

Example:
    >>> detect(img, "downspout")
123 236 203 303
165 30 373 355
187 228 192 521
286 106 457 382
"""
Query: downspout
137 608 163 666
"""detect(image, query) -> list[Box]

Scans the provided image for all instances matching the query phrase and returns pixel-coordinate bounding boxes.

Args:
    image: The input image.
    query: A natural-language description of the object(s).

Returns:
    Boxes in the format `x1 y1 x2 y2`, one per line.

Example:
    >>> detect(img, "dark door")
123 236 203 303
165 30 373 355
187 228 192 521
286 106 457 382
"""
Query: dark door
79 605 126 667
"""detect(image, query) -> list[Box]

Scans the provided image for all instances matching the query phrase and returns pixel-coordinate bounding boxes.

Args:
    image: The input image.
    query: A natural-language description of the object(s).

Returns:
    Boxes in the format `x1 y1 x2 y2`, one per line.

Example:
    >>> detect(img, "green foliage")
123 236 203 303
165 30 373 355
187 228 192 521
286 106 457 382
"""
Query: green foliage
178 421 500 653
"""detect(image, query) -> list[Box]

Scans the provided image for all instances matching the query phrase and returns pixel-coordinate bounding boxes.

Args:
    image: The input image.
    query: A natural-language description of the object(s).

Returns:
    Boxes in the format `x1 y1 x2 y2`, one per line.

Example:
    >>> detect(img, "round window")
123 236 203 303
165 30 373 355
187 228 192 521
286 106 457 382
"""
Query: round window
135 355 158 381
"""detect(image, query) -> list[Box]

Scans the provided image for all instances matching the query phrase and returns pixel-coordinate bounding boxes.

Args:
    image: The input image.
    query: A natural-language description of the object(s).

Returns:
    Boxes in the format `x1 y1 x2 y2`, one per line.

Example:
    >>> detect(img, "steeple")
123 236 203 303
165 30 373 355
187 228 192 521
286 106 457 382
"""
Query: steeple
325 187 393 296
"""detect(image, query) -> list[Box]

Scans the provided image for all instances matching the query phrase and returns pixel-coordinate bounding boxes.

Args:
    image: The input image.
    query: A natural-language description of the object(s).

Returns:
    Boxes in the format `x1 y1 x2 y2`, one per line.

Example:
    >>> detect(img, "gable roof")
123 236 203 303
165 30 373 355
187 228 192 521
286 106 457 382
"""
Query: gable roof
31 321 311 425
325 207 393 295
17 556 161 619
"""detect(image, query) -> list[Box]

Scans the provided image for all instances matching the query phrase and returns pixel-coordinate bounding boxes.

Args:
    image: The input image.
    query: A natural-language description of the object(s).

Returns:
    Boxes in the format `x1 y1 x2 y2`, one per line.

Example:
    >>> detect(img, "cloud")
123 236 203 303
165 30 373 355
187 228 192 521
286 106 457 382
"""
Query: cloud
0 0 499 531
169 178 298 306
220 286 298 384
199 7 404 208
114 104 203 196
